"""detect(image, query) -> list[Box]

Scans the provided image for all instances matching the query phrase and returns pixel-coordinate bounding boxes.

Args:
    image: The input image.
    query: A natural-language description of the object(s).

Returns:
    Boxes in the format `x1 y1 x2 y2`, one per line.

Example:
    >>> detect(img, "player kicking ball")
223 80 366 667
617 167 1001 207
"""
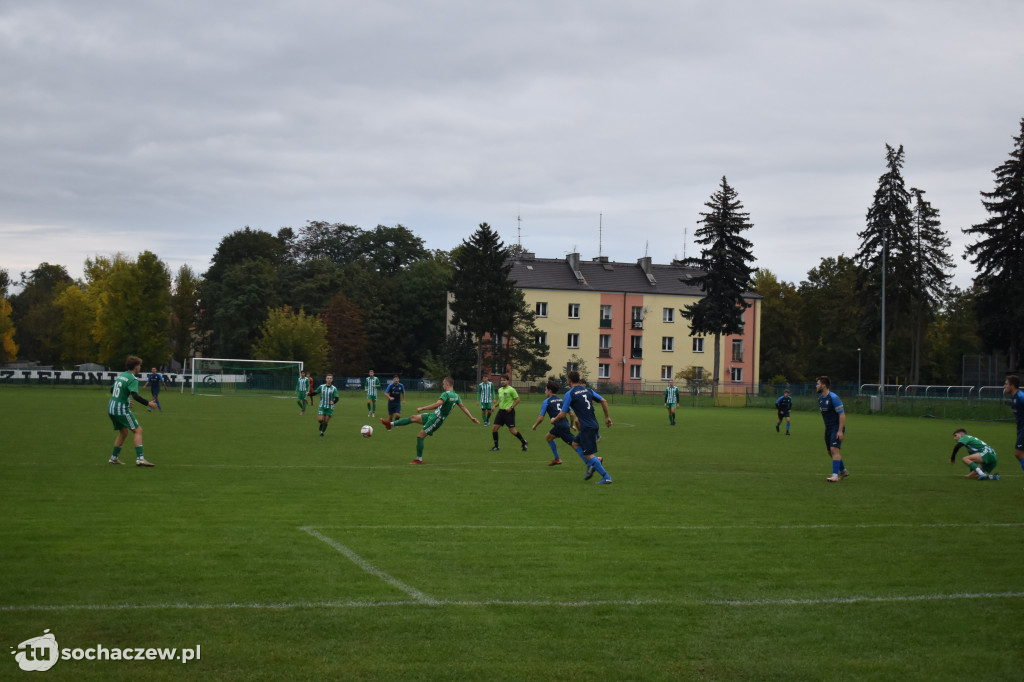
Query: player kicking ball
950 428 1000 480
379 376 479 464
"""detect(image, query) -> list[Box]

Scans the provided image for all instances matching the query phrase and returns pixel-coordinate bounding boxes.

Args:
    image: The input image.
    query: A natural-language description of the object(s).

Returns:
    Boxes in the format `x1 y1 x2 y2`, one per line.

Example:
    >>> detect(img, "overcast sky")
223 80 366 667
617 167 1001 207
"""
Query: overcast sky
2 0 1022 291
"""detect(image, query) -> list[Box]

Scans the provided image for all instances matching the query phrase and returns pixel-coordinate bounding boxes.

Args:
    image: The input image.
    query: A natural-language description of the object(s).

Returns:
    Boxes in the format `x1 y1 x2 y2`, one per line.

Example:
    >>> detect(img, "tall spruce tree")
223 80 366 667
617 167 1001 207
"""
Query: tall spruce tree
963 117 1024 371
680 176 756 398
449 223 535 382
907 188 953 382
856 144 916 385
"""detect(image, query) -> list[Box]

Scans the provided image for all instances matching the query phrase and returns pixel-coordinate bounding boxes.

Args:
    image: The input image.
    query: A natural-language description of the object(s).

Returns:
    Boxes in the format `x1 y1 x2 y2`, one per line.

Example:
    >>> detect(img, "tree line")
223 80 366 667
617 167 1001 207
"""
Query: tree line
0 221 549 381
1 118 1021 385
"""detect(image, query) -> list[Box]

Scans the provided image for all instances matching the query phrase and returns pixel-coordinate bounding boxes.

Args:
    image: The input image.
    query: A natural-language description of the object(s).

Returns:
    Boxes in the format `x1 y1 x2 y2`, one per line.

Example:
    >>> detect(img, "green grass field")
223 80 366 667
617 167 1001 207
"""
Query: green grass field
2 387 1022 681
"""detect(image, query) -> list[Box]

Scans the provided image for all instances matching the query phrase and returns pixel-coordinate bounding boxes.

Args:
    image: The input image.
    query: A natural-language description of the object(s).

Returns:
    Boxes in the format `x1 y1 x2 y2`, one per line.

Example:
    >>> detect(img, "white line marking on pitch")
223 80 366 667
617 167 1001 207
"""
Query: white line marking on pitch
308 522 1024 531
299 526 439 605
4 592 1022 612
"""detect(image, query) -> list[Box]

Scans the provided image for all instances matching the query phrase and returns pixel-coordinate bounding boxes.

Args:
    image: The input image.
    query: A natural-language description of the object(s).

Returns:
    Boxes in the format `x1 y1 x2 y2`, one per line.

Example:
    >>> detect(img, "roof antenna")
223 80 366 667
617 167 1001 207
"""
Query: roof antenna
516 214 522 248
683 227 688 260
598 213 603 260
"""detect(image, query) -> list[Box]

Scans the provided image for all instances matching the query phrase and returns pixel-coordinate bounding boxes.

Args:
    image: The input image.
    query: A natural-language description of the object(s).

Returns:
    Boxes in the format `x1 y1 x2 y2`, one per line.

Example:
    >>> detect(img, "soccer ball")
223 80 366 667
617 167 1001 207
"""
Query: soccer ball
360 425 373 438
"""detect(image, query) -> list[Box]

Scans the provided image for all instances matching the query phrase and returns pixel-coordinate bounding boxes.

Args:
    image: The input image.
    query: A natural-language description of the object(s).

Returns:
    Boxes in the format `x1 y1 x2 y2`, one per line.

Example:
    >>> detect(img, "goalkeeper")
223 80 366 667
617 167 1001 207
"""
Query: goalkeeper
950 429 1000 480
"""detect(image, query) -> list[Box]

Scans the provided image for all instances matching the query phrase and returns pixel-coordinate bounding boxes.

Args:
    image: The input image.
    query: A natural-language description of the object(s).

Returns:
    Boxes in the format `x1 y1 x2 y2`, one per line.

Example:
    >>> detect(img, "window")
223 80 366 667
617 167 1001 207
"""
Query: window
566 362 579 374
567 333 579 349
693 337 705 353
598 363 610 379
663 307 674 323
630 336 643 359
534 332 547 346
695 367 705 381
568 303 580 319
599 334 611 349
600 305 612 328
730 367 743 382
630 365 642 380
662 336 674 352
661 365 673 380
535 302 548 317
631 305 644 329
732 339 744 362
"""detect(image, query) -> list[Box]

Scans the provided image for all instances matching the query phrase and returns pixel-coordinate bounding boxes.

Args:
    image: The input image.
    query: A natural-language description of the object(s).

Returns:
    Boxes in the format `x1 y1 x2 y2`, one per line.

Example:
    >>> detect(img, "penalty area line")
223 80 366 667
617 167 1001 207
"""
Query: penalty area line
4 592 1022 612
299 526 440 605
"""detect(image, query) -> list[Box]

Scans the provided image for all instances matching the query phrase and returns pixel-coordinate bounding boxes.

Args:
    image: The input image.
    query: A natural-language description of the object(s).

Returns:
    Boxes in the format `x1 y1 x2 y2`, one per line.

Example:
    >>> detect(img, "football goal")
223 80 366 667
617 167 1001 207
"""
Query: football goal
191 358 303 396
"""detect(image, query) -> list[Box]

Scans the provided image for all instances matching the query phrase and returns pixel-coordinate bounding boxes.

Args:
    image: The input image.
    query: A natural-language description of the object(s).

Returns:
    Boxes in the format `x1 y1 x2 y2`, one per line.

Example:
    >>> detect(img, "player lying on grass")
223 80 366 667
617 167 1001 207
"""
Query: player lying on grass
380 376 479 464
950 429 1000 480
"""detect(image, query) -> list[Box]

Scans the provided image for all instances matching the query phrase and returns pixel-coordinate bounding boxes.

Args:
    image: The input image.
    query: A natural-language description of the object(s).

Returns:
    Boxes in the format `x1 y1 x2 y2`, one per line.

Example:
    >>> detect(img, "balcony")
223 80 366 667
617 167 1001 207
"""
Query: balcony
631 320 643 330
599 319 613 328
598 348 611 358
630 350 643 359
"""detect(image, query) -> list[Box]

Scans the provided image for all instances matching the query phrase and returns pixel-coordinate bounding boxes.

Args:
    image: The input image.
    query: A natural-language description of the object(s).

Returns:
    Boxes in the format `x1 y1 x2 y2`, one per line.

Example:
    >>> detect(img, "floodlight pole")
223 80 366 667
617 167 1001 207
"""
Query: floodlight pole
857 348 862 395
879 223 887 411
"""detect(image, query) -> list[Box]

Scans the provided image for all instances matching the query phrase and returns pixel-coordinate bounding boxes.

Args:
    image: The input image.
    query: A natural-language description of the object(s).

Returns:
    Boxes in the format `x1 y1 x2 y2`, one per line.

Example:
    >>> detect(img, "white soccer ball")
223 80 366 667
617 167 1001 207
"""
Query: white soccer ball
360 424 373 438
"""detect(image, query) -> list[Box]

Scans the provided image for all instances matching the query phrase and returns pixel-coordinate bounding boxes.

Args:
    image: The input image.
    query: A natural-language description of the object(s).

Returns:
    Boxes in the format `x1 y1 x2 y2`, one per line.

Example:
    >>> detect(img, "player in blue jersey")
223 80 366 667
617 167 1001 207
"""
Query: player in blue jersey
531 380 587 466
775 389 792 435
1004 375 1024 472
385 375 405 422
553 371 613 484
143 367 165 412
816 376 848 482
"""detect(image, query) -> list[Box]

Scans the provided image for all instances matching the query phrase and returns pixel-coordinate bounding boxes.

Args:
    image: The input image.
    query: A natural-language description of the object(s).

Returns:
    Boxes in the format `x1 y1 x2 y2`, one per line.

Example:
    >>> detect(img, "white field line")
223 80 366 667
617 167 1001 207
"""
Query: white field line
307 522 1024 531
299 526 439 605
3 592 1023 612
25 458 1015 478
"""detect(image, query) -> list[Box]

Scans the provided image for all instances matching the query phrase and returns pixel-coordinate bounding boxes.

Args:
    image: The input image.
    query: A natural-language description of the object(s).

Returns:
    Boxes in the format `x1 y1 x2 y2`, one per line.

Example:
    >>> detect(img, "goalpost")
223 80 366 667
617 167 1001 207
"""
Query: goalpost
190 358 304 396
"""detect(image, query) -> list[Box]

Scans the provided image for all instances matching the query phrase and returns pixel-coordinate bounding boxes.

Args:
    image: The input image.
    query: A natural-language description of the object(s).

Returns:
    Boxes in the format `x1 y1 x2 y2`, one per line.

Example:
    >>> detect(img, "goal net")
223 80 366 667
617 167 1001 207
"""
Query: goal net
191 358 303 396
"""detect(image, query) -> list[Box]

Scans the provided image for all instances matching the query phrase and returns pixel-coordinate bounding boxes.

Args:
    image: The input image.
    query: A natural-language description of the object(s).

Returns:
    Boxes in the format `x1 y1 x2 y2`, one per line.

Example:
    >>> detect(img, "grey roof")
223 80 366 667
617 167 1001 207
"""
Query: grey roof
508 254 761 299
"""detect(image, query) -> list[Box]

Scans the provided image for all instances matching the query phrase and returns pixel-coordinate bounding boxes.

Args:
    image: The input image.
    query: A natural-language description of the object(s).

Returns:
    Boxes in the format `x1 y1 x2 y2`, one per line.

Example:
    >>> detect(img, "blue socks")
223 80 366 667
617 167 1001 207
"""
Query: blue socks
548 441 559 457
832 460 841 475
589 456 608 477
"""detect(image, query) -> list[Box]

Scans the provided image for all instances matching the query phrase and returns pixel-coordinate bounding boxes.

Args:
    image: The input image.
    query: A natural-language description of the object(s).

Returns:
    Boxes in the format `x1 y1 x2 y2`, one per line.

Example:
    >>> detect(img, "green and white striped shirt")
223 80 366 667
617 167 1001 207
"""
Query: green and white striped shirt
108 370 139 416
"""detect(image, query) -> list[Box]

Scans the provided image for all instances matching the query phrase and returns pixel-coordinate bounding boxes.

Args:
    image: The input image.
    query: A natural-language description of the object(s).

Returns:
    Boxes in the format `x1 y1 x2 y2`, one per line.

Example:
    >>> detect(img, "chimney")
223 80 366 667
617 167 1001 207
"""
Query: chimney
566 253 584 282
637 256 656 285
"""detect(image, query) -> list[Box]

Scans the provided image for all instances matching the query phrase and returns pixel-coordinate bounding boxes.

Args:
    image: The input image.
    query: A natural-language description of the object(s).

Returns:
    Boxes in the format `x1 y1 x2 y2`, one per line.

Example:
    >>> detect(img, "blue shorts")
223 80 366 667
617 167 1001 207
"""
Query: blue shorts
574 427 600 456
549 424 575 446
824 427 844 451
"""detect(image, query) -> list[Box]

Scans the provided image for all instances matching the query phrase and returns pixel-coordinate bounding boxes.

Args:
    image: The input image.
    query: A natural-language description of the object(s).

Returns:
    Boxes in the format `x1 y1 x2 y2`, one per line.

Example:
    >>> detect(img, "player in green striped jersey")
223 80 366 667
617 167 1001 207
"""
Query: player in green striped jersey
950 429 1000 480
664 380 680 426
365 370 381 417
296 370 311 415
380 376 480 464
477 378 495 425
310 374 340 437
107 355 159 467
